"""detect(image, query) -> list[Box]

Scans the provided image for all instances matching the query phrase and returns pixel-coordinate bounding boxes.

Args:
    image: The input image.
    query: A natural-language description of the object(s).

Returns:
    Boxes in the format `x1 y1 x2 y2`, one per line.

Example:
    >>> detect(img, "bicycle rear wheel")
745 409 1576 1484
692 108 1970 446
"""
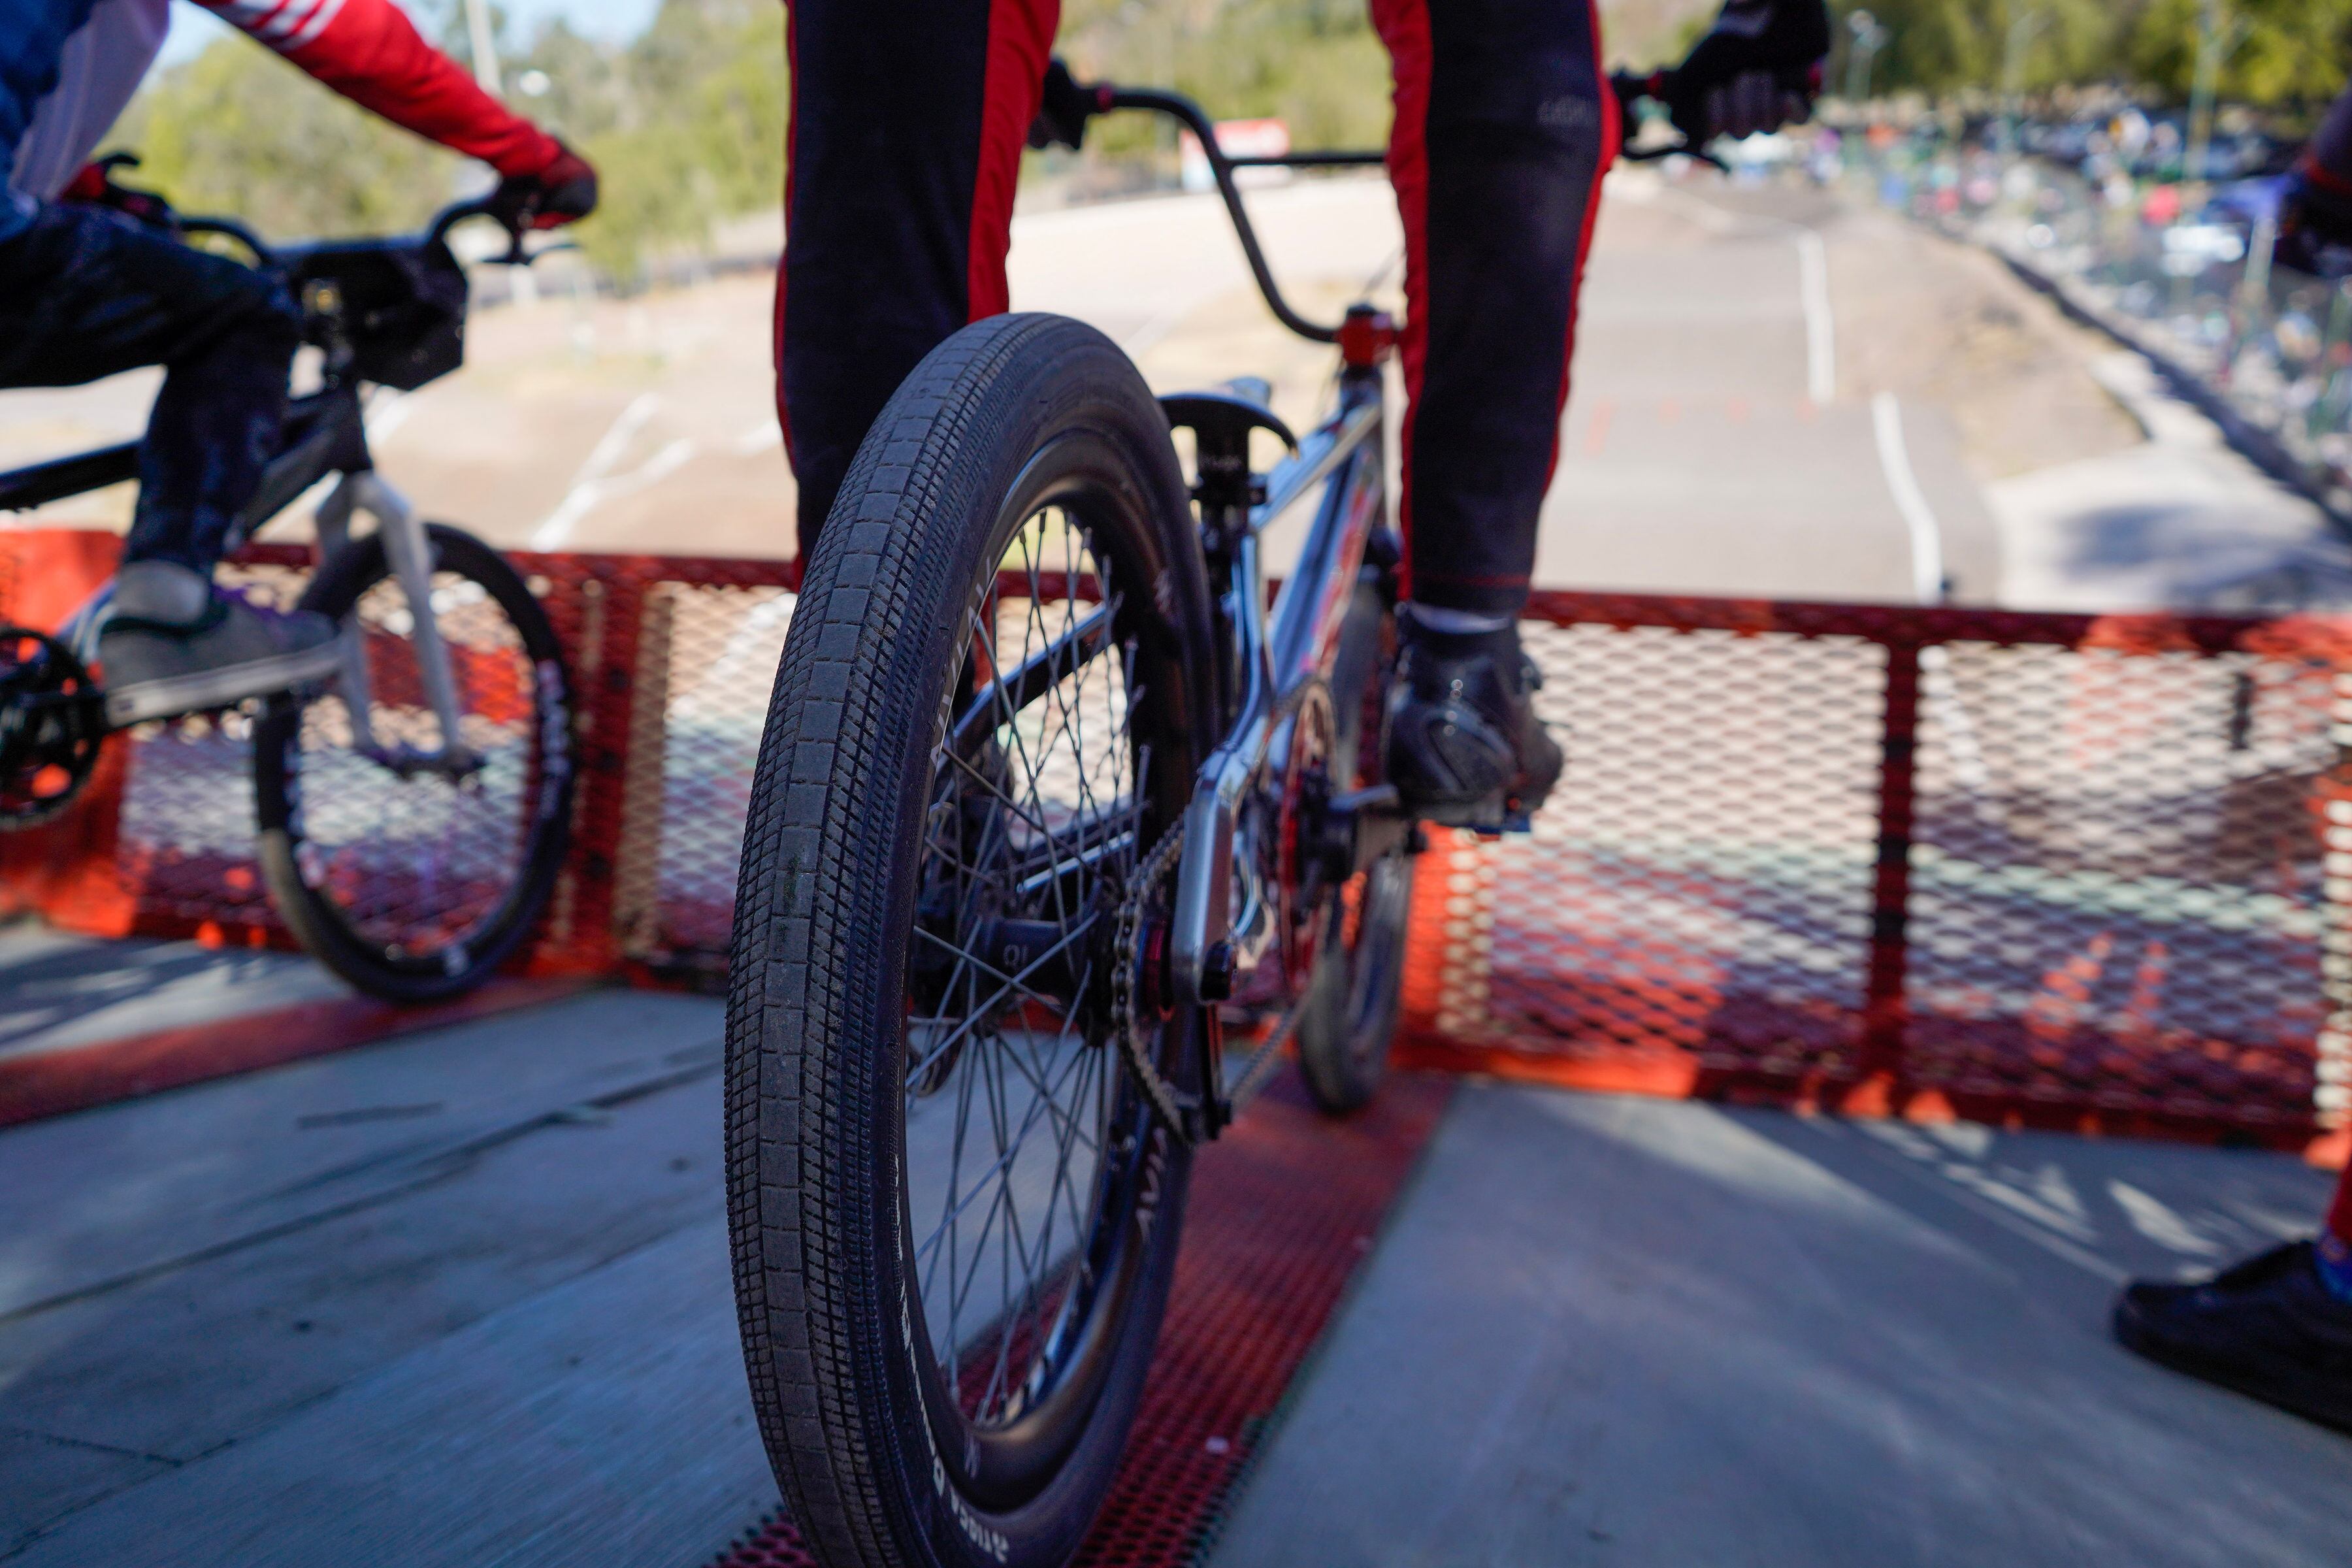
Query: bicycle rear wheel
727 314 1220 1568
253 525 574 1002
1296 577 1416 1114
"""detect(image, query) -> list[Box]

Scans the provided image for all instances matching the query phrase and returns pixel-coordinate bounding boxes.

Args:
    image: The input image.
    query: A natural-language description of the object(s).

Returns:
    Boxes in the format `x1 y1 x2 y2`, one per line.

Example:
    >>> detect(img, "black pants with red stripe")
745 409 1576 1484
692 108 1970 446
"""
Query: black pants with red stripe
777 0 1616 618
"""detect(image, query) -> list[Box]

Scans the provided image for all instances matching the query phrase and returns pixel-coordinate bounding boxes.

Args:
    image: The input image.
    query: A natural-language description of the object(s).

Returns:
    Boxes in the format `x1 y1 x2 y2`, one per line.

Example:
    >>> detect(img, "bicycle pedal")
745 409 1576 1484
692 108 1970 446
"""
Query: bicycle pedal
1501 809 1533 834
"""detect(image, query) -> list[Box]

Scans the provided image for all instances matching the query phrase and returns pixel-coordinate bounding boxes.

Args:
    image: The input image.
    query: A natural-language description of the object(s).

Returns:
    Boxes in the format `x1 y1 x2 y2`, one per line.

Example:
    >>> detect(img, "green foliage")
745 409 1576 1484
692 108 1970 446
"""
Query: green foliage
110 0 783 281
1060 0 1392 155
2125 0 2352 106
111 37 456 240
114 0 2352 289
523 0 788 280
1831 0 2352 108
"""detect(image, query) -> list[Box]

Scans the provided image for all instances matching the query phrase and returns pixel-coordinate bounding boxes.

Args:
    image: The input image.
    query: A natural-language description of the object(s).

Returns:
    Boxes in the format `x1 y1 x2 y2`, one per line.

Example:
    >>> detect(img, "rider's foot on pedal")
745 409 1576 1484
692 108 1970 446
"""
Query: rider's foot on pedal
2112 1239 2352 1433
1385 605 1562 833
99 561 342 727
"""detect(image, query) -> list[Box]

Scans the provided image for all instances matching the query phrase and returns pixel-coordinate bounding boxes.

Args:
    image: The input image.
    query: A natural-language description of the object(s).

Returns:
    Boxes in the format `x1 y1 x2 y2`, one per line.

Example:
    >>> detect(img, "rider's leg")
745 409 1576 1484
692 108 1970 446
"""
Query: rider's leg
0 202 304 570
1371 0 1619 826
774 0 1060 560
0 203 335 723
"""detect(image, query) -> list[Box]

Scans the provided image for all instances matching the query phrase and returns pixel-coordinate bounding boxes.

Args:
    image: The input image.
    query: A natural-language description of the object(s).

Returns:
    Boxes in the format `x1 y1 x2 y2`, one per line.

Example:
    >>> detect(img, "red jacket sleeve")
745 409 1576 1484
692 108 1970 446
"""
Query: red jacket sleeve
197 0 563 177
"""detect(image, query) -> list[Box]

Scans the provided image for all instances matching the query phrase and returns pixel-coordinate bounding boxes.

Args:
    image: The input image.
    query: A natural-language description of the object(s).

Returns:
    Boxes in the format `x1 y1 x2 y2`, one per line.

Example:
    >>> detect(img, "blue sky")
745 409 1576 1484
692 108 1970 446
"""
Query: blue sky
161 0 664 66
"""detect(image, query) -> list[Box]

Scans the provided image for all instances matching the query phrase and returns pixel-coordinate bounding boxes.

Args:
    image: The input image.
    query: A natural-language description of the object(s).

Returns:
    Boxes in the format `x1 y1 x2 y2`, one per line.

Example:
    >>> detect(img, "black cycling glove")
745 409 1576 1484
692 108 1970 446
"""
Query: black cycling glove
1028 59 1111 152
493 140 599 232
1669 0 1831 144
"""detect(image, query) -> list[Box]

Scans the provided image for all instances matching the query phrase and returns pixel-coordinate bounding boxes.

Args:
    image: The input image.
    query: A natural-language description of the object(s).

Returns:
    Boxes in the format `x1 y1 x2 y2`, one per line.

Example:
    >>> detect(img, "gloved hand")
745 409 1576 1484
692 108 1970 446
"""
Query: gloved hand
1028 59 1112 153
493 140 599 231
1669 0 1831 144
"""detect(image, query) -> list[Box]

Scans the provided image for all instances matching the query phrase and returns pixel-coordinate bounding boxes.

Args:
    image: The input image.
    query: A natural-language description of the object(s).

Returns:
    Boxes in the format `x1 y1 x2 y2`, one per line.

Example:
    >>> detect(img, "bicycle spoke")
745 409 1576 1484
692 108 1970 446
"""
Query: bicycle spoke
904 501 1164 1428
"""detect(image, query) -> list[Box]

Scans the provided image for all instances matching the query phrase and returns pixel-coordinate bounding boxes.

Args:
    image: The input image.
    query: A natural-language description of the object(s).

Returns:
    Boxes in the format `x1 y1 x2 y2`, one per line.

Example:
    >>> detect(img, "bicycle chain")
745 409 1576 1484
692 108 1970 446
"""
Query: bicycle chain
1107 823 1196 1143
1105 821 1309 1142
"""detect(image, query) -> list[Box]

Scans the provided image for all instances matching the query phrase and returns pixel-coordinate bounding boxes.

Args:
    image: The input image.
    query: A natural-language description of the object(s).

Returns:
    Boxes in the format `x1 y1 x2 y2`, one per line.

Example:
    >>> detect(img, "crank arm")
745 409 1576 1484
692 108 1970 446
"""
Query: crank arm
1171 718 1267 1005
1329 783 1409 877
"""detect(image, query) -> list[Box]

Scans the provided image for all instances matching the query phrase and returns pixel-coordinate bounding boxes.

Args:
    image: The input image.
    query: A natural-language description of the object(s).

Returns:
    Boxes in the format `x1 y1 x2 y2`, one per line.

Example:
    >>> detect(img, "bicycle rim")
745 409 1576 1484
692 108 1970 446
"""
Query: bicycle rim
255 526 573 1000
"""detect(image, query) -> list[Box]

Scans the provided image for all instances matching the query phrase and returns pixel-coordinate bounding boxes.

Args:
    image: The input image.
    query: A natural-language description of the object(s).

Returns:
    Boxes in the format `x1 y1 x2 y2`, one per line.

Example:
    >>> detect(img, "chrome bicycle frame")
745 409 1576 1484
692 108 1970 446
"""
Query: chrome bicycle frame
310 470 477 774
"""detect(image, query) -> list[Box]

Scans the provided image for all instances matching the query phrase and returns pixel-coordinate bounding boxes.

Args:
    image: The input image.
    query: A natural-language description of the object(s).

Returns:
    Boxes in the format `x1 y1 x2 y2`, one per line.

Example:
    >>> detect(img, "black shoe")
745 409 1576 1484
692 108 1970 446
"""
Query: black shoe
1384 613 1563 832
99 561 341 727
2113 1240 2352 1433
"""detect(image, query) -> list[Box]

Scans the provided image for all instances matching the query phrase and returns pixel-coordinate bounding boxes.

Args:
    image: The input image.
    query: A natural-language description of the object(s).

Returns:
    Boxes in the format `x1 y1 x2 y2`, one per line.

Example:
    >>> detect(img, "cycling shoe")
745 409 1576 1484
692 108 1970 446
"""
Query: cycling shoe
2113 1240 2352 1433
100 561 342 727
1384 611 1562 833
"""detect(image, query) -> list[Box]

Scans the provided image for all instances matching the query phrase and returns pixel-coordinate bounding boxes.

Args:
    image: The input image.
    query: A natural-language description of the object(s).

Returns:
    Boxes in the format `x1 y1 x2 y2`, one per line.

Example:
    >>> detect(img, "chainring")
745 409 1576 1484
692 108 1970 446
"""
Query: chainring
0 625 106 830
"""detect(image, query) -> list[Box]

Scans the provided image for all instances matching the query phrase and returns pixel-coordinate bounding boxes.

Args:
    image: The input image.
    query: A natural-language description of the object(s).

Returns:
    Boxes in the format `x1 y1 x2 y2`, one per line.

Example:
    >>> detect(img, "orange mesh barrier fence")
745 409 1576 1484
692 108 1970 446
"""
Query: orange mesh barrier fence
4 532 2346 1147
1396 593 2352 1152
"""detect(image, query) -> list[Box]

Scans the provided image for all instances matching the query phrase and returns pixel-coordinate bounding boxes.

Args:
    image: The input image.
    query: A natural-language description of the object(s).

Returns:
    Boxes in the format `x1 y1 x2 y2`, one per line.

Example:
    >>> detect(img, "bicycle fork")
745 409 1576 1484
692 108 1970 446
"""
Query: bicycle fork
315 472 477 776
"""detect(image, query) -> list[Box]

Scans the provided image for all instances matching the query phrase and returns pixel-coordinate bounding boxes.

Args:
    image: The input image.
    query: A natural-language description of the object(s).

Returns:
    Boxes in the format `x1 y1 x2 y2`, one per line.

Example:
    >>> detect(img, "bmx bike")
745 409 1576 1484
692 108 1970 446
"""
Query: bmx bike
725 66 1697 1568
0 174 576 1003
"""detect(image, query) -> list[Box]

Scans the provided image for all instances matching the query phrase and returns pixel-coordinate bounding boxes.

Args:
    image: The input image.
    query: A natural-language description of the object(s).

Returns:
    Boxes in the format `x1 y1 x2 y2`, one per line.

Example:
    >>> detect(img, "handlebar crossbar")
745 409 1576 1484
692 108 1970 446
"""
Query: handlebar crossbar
1224 151 1387 170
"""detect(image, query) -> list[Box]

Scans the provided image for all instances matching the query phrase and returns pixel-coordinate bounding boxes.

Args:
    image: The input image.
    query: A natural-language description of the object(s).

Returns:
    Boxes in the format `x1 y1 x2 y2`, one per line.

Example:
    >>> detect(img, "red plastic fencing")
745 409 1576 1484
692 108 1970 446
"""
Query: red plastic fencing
4 531 2346 1148
706 1073 1454 1568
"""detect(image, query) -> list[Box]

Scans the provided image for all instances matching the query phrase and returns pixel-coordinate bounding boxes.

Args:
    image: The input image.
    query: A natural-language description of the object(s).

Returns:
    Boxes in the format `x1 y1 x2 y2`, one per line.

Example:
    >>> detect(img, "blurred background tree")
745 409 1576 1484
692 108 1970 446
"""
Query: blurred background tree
114 0 787 281
103 0 2352 288
113 25 452 238
1827 0 2352 110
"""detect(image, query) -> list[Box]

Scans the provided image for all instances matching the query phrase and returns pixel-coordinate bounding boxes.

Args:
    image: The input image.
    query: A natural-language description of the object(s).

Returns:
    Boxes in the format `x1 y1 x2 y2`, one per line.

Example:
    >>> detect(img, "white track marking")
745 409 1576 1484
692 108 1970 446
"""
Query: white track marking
531 438 696 549
1119 297 1207 357
365 389 411 442
531 393 670 549
1793 228 1837 407
1872 392 1943 604
731 420 783 455
576 393 662 487
1876 391 1995 792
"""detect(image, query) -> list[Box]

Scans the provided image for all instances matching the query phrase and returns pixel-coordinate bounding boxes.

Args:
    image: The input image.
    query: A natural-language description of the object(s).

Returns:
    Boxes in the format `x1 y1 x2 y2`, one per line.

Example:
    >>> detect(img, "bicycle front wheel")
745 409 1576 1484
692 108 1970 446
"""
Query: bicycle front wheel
728 314 1220 1568
253 525 575 1002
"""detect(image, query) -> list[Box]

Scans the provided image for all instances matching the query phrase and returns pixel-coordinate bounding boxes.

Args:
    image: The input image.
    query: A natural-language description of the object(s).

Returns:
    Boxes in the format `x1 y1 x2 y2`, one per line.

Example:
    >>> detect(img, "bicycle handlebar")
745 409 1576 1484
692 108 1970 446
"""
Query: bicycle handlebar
1071 67 1705 346
176 214 276 269
163 193 532 272
425 195 532 263
76 153 531 270
1101 85 1361 344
